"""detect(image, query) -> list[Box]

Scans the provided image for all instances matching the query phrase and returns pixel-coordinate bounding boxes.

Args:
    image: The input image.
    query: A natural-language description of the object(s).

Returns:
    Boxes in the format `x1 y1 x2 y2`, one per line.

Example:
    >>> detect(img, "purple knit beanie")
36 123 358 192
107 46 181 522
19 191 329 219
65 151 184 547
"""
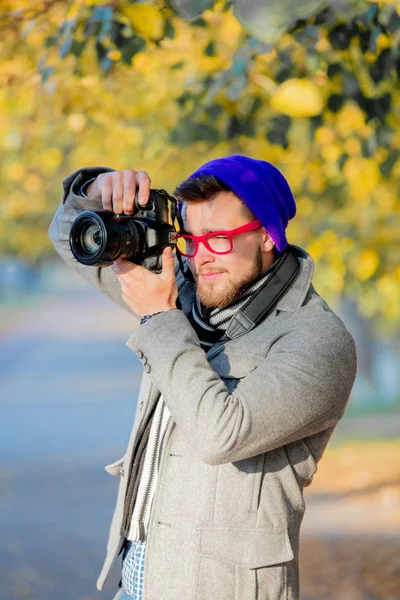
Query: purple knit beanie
182 154 296 254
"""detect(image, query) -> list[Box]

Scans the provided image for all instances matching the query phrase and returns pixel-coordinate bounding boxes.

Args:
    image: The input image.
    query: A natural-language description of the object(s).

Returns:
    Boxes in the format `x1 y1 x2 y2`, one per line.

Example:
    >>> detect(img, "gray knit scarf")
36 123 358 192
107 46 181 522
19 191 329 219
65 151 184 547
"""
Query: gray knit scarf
187 248 288 350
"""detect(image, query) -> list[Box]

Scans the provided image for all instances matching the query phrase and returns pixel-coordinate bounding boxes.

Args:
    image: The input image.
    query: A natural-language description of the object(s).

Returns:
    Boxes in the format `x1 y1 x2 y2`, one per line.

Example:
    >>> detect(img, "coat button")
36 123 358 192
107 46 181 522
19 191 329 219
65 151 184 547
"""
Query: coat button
137 350 143 359
144 364 151 374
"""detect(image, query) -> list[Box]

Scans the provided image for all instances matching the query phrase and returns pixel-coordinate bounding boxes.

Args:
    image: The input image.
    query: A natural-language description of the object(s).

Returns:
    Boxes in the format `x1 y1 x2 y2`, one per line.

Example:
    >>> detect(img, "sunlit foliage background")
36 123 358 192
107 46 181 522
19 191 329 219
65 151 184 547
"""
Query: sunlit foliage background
1 0 399 334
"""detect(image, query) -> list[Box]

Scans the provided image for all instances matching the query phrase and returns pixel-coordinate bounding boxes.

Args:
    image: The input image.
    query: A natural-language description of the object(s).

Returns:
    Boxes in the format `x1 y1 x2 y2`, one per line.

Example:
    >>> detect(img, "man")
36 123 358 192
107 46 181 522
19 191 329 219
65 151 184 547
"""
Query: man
49 155 357 600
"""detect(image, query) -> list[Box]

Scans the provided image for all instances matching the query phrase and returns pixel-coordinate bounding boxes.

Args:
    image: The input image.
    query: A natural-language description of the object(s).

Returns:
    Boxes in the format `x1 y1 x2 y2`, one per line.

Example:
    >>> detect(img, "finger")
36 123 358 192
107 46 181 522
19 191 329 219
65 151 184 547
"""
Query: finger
122 170 137 215
111 260 138 275
136 171 151 206
160 246 175 281
112 172 124 214
101 174 113 211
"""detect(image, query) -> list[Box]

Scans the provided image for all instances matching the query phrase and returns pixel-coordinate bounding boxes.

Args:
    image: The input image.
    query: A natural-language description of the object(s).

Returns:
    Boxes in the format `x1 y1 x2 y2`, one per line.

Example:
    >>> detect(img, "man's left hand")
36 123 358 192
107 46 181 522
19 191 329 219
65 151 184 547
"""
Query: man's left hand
111 246 178 317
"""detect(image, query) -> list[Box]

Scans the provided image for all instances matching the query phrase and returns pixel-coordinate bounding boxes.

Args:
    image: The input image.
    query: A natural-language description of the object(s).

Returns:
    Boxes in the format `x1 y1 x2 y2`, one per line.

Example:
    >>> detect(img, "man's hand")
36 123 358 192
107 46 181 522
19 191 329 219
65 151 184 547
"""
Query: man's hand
111 247 178 318
86 169 151 214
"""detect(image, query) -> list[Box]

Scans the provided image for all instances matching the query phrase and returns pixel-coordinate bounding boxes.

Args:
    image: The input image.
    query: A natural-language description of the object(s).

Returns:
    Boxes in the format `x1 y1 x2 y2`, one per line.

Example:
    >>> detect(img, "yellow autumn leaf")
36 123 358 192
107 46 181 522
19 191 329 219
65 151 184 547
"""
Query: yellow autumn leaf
270 79 323 118
42 148 63 171
343 137 361 156
376 33 391 51
343 157 380 200
377 275 397 295
23 174 42 194
315 126 335 145
121 4 164 40
352 250 380 282
108 50 122 61
8 161 25 182
321 143 342 162
336 105 366 136
68 113 87 132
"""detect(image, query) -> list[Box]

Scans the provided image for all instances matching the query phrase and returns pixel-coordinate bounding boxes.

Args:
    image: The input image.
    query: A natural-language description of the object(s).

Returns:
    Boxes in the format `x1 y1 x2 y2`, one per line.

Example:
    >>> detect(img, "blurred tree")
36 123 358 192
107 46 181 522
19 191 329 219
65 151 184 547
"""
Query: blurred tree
0 0 399 333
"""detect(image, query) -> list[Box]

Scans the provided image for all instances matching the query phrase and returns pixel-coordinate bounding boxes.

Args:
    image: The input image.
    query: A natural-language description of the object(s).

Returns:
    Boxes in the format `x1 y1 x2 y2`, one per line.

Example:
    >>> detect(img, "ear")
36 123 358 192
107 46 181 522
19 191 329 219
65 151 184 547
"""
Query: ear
261 228 275 253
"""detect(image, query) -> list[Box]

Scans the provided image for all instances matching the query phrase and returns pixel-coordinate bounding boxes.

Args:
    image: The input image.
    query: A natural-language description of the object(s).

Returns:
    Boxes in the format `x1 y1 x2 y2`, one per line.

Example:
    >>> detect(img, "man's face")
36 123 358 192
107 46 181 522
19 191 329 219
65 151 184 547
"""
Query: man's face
184 191 274 308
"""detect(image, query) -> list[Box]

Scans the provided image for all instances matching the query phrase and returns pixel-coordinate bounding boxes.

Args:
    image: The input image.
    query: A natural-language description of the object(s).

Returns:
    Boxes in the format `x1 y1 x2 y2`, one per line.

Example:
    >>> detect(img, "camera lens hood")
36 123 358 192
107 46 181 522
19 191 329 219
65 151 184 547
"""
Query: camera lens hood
69 210 111 266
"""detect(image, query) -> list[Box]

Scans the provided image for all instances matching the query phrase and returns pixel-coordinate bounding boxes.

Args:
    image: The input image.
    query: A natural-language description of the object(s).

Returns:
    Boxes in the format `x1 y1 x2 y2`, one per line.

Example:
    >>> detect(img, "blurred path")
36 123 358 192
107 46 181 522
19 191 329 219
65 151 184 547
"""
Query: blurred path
0 286 141 600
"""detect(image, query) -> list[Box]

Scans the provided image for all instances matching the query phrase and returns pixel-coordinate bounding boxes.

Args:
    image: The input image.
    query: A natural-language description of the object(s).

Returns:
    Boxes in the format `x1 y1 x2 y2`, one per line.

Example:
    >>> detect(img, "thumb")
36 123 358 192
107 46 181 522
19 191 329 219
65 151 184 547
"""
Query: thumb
161 246 174 280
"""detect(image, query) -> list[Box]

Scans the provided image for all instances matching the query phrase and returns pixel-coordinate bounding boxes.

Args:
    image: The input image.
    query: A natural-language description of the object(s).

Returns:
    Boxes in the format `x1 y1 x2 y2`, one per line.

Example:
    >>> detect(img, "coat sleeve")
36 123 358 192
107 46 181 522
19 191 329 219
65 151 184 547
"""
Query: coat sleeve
48 167 185 322
126 308 357 465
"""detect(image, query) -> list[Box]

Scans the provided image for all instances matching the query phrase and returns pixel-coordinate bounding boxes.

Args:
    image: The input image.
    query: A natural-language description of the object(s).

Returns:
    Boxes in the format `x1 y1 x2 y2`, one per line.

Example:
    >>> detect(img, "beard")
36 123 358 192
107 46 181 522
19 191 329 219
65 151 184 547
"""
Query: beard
195 247 263 309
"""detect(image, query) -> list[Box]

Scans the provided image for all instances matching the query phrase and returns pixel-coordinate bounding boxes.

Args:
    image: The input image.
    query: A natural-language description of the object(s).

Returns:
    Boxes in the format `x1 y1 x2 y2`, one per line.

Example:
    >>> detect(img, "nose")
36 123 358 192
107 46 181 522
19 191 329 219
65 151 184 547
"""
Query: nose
192 240 215 267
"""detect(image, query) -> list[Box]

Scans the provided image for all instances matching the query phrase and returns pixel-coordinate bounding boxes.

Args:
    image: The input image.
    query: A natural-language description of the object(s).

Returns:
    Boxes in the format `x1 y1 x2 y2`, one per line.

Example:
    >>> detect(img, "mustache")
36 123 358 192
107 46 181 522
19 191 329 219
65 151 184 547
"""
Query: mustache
195 268 227 276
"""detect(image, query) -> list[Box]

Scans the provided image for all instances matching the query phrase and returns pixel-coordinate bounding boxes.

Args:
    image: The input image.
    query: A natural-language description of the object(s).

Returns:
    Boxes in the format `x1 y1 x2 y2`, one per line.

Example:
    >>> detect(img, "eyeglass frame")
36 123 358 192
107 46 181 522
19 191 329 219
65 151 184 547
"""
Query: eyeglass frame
176 219 263 258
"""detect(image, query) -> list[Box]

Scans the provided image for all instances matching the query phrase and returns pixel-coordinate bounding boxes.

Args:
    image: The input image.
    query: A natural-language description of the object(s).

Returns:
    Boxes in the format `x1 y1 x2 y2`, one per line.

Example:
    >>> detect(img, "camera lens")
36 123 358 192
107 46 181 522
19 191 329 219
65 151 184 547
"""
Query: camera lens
80 223 103 255
69 210 143 266
70 211 109 265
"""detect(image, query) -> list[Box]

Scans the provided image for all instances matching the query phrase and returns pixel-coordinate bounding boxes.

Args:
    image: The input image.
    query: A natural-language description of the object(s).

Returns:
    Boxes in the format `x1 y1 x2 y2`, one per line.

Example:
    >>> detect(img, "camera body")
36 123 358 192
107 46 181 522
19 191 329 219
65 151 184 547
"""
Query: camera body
69 189 178 273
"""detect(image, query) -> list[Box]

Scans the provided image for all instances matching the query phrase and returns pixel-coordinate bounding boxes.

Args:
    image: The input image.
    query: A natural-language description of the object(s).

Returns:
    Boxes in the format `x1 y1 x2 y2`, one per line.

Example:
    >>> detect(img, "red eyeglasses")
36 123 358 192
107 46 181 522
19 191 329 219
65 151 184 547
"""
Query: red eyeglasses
176 219 262 257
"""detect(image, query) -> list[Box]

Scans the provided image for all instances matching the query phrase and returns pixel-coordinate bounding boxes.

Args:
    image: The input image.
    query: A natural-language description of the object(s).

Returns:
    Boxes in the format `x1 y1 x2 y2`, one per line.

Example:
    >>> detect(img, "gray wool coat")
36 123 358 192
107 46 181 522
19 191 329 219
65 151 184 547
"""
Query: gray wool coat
49 167 357 600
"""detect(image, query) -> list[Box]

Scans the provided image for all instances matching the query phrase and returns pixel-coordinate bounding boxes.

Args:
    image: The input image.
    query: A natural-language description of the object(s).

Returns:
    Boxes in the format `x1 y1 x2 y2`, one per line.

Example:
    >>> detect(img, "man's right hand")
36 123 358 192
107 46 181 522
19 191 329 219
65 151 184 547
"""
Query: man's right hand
86 169 152 215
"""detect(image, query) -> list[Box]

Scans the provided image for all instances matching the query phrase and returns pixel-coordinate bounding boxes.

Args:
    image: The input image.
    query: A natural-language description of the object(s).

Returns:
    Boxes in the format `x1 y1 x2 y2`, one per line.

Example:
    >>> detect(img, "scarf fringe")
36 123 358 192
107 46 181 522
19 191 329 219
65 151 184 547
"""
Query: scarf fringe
129 520 146 542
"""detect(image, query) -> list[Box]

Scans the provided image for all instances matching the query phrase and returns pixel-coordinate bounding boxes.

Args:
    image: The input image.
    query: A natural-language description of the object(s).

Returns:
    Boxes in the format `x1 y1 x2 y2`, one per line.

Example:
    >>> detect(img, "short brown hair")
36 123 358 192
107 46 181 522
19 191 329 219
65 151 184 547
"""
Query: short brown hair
174 175 255 220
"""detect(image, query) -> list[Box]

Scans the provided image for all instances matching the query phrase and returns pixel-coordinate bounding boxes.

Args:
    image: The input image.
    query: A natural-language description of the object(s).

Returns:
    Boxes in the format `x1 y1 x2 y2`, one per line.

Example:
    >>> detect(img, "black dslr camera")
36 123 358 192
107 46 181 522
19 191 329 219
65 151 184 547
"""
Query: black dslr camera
69 189 179 273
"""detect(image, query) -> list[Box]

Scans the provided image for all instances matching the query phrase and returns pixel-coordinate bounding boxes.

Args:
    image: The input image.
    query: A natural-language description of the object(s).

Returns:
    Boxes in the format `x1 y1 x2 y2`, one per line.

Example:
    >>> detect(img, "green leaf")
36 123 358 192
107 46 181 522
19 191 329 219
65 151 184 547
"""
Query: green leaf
328 23 356 50
327 63 343 79
368 25 381 54
361 137 377 158
190 16 208 27
176 91 193 107
205 104 223 119
309 114 323 142
380 150 398 177
387 10 400 34
250 96 263 114
120 36 146 65
164 20 176 39
338 153 348 170
110 21 129 47
95 41 107 63
266 115 291 149
232 0 325 45
171 0 216 20
70 40 86 57
294 24 320 46
342 71 359 96
44 36 56 49
357 2 378 27
171 60 185 69
327 94 345 113
170 119 219 146
204 41 215 57
226 116 255 139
